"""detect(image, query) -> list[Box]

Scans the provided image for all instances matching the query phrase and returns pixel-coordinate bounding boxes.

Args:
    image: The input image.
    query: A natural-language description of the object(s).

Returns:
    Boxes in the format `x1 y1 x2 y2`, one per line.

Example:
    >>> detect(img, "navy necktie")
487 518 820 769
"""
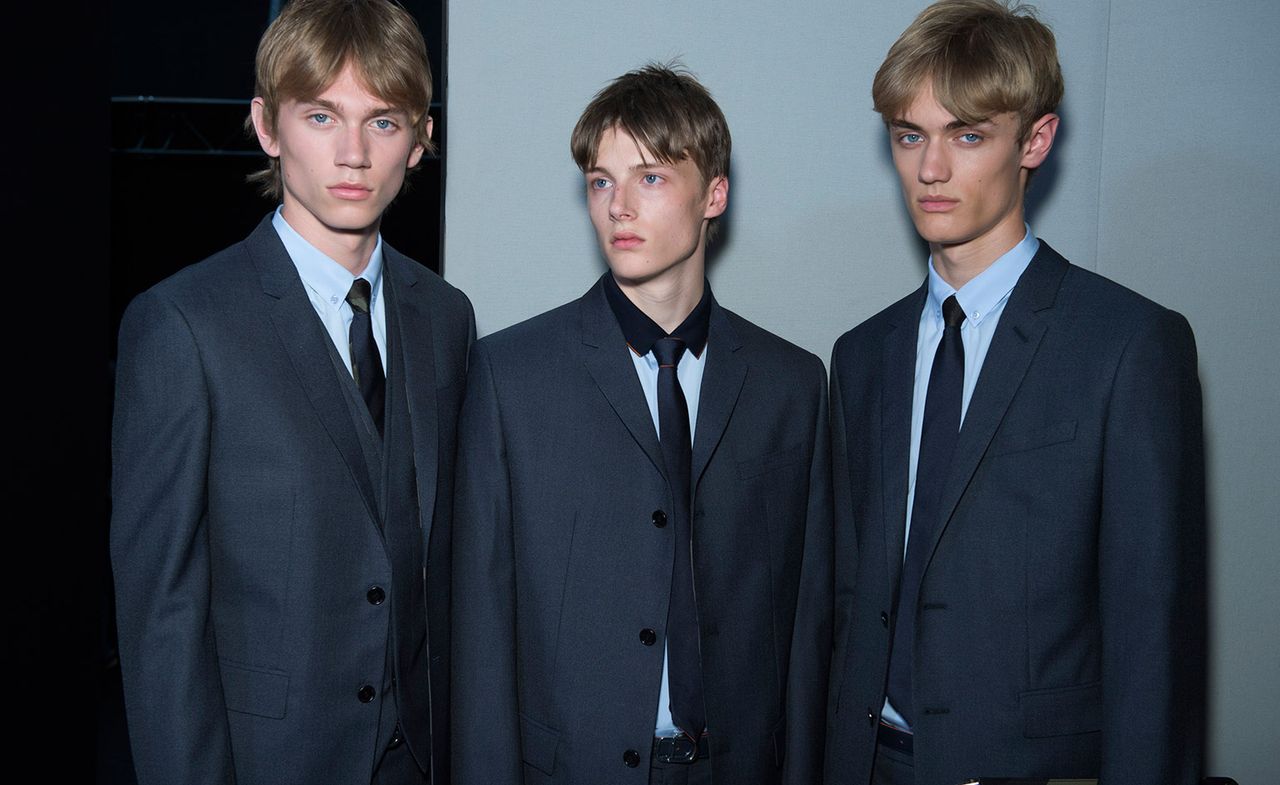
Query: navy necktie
346 278 385 437
654 336 704 740
887 294 966 725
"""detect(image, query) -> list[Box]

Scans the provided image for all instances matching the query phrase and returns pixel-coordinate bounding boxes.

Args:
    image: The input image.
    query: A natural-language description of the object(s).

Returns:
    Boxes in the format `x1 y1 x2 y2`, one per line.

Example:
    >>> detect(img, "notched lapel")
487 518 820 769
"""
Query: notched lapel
578 282 667 479
881 288 924 593
385 259 440 540
923 247 1070 567
251 230 381 525
692 306 746 491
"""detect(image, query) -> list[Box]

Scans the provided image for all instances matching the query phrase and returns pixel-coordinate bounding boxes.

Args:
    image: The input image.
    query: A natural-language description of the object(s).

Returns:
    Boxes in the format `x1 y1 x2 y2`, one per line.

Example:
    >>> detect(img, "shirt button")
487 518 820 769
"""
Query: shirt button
623 749 641 767
358 685 376 703
651 510 667 528
367 586 386 605
640 628 657 646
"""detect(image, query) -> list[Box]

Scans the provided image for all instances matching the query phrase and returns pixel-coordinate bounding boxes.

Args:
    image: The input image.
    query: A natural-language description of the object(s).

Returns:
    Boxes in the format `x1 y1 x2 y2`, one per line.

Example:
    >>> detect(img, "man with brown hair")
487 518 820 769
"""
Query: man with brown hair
825 2 1205 784
452 63 832 785
110 2 472 783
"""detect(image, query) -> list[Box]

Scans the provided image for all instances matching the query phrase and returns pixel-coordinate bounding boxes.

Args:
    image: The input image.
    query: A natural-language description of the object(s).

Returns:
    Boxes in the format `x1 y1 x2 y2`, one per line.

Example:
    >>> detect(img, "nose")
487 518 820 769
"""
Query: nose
918 139 950 184
608 182 635 221
335 124 371 169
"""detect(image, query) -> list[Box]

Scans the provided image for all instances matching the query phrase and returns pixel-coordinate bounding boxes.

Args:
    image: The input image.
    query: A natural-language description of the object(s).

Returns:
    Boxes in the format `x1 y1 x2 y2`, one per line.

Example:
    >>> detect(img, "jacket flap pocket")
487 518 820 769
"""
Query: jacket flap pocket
991 419 1077 457
1021 680 1101 738
520 713 560 775
220 661 289 719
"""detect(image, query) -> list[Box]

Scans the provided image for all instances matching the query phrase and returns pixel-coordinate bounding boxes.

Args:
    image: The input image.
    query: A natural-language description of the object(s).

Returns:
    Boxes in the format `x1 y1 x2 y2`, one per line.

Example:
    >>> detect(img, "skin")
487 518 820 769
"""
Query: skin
250 63 431 274
584 126 728 333
888 82 1057 289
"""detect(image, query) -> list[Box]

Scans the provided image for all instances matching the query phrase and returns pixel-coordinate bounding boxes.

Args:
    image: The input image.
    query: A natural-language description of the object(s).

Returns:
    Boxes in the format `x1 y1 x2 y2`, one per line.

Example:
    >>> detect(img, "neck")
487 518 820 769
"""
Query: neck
615 267 705 334
929 215 1025 290
281 206 379 275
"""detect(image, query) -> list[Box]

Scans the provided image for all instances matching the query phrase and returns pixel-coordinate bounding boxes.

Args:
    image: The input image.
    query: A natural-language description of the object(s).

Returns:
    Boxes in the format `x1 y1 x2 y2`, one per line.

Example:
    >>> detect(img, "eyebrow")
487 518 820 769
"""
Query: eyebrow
889 117 995 132
300 97 407 119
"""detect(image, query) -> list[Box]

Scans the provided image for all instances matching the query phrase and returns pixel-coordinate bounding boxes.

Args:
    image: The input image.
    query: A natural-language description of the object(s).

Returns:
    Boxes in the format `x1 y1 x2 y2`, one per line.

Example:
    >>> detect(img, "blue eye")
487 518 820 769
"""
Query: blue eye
899 132 923 145
591 178 611 190
960 132 982 143
309 113 332 125
642 173 661 185
373 118 395 130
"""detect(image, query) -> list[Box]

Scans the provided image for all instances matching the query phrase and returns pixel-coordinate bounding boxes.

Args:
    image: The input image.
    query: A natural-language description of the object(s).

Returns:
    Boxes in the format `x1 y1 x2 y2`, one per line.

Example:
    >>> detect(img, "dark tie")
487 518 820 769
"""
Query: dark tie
887 294 966 726
346 278 385 437
654 336 704 740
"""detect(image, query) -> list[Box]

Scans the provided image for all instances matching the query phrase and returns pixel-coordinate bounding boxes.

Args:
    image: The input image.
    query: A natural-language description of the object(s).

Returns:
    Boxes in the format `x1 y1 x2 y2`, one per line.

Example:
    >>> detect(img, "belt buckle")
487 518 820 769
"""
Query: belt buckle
654 734 699 764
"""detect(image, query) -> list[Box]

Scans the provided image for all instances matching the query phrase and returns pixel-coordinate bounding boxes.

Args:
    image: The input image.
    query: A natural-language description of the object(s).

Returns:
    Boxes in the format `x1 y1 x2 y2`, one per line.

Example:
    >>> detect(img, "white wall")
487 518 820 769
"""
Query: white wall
445 1 1280 780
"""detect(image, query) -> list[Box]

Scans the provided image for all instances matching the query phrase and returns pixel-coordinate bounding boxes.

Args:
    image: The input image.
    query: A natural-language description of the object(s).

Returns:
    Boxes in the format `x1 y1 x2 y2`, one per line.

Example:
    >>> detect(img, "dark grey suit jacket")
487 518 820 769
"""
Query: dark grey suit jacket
111 215 474 785
824 243 1206 785
451 277 833 785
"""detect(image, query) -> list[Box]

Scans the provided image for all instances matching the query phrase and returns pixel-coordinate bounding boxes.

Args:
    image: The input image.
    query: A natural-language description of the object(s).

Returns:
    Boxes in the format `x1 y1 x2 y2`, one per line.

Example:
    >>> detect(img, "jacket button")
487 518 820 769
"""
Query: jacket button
358 685 376 703
367 586 386 605
880 611 889 628
866 708 875 726
640 628 657 646
623 749 641 767
651 510 667 528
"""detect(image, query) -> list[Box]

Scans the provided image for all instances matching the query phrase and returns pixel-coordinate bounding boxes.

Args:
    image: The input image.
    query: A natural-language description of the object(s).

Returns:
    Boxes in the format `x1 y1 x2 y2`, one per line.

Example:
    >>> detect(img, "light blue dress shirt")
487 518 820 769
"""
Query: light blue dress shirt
272 207 387 375
627 342 708 736
881 227 1039 731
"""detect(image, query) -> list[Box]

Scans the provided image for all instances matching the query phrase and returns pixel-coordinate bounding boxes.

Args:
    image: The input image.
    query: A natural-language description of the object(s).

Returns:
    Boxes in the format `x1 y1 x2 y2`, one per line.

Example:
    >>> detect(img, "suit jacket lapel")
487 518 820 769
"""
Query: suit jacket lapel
692 303 747 492
923 244 1069 565
881 285 925 594
248 217 380 523
578 278 667 478
384 251 440 541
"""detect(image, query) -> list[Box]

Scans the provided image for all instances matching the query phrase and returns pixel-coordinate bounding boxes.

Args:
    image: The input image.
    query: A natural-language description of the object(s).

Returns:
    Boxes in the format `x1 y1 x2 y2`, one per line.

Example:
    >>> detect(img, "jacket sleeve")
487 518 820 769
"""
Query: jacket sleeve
1097 308 1206 785
783 356 835 784
451 340 524 785
110 289 236 785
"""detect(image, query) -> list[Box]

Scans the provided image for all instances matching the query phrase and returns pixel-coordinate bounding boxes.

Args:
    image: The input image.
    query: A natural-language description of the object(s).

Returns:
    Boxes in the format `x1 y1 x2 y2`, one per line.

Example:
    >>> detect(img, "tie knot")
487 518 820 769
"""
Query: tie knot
653 336 687 368
942 295 966 329
346 278 373 314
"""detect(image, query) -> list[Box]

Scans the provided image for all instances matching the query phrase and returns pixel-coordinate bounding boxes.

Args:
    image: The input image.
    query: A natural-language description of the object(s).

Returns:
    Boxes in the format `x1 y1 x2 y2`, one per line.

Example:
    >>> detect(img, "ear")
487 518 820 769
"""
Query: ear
1020 112 1059 170
408 114 433 169
703 174 729 220
250 98 280 158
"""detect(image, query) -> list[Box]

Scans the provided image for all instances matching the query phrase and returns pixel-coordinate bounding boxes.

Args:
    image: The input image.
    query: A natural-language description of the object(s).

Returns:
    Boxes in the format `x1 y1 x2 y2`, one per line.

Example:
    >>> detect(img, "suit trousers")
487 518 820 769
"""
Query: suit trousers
648 755 713 785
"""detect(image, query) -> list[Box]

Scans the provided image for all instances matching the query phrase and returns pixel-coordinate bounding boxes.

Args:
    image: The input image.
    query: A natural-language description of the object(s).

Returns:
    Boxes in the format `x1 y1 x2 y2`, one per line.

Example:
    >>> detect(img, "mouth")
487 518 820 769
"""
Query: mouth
918 195 958 213
329 183 373 200
611 231 643 250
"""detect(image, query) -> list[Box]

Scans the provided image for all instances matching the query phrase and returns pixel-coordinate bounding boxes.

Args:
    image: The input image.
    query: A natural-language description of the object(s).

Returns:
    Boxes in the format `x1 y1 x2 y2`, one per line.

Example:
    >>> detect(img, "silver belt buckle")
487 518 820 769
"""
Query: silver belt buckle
653 734 699 763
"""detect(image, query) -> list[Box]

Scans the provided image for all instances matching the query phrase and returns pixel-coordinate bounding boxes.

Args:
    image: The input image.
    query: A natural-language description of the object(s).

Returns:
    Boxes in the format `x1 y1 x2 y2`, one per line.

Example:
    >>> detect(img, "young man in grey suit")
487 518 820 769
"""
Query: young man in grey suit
452 64 832 785
110 2 472 783
824 2 1206 784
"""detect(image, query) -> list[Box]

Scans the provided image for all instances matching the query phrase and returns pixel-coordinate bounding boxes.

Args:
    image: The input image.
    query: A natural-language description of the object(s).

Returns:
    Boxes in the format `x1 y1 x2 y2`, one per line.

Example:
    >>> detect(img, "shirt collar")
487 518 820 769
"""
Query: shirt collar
925 225 1038 327
272 206 384 307
602 273 711 358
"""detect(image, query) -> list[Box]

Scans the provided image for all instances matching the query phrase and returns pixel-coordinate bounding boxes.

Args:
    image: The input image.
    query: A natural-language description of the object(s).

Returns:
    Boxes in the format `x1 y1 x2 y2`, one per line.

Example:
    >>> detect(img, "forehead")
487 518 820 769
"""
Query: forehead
892 83 957 125
288 63 399 110
590 126 685 171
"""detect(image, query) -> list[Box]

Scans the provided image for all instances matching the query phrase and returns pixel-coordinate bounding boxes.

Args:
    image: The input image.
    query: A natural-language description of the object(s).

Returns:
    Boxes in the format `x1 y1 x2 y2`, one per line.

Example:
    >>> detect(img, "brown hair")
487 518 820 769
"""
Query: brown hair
571 63 731 239
872 0 1063 142
247 0 435 199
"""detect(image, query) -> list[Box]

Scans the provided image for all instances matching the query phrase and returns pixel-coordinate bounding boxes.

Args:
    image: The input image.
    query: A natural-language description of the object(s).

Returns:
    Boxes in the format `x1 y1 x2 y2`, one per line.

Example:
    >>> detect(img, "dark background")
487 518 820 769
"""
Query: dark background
14 3 444 779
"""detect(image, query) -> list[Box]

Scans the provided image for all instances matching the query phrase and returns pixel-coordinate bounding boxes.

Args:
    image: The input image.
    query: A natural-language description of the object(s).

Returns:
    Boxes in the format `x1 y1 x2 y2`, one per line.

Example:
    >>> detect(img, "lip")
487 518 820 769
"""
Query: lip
918 195 958 213
611 231 643 249
329 183 373 200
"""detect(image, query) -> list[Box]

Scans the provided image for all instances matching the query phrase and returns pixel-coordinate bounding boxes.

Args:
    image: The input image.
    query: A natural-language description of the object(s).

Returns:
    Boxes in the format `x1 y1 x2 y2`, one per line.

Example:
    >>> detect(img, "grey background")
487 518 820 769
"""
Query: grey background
443 1 1280 780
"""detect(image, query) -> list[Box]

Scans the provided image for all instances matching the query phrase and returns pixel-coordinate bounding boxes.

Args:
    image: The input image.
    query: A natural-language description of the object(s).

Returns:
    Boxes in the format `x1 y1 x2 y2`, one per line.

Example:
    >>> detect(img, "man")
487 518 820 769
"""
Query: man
825 2 1206 784
452 64 832 785
110 2 472 783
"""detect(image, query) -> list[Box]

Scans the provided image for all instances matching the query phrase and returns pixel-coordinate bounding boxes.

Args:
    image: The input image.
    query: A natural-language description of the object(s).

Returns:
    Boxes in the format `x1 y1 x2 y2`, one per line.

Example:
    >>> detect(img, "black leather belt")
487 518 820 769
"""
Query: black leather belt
877 721 913 755
652 734 709 763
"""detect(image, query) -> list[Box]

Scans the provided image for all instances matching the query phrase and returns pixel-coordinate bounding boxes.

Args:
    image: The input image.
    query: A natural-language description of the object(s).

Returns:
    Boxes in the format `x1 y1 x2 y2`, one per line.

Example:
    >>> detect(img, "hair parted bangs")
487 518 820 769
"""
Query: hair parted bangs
872 0 1063 141
247 0 435 199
